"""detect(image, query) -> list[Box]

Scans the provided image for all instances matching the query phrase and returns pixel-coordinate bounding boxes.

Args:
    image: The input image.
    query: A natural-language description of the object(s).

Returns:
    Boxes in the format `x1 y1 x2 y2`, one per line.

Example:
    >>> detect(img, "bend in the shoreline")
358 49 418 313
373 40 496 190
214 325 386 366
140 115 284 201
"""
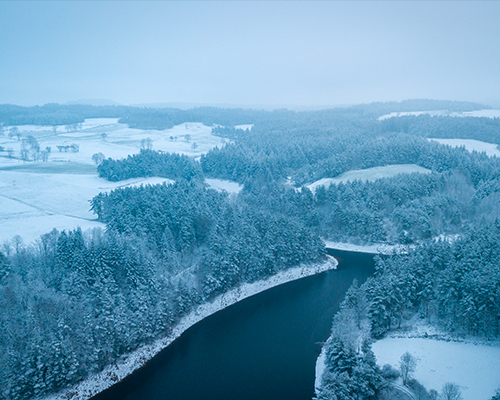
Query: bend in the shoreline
44 256 338 400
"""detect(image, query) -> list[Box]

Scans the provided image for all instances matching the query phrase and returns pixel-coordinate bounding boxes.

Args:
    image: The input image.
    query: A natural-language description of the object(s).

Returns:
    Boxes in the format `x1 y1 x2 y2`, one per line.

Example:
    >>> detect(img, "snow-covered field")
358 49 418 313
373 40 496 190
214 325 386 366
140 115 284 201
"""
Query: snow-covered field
378 110 449 120
428 138 500 157
45 256 338 400
0 118 230 246
378 109 500 120
205 178 243 194
307 164 432 193
322 239 409 255
0 172 175 245
372 338 500 400
0 118 227 167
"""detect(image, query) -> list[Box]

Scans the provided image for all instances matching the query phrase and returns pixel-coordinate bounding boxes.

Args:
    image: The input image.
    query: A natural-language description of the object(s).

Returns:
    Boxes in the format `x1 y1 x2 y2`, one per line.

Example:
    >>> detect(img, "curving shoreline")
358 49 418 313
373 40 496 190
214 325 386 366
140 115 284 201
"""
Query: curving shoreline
44 256 338 400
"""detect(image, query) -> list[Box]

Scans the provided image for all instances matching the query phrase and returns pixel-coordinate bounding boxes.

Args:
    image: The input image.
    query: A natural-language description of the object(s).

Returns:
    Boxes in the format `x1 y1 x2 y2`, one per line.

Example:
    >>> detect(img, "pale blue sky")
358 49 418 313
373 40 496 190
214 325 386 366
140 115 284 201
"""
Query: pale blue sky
1 1 499 107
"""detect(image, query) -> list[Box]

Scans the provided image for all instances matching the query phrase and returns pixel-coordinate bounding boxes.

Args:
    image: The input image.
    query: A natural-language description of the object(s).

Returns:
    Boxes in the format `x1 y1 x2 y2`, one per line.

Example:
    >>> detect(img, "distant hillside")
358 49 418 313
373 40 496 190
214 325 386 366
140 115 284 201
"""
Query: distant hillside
346 99 490 117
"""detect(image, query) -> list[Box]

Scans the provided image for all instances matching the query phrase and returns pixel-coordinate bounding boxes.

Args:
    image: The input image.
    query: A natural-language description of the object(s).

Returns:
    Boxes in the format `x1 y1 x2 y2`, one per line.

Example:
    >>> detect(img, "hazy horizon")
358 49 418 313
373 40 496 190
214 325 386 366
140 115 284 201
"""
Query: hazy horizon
1 1 499 108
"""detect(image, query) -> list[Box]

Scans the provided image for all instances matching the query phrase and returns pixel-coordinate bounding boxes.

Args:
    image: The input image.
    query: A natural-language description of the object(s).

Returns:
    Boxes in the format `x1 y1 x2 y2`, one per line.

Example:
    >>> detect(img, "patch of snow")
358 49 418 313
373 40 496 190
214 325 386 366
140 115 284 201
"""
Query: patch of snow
44 256 338 400
308 164 432 193
315 345 327 396
372 337 500 400
0 214 105 246
0 119 225 169
1 116 226 245
0 171 173 245
449 109 500 119
428 138 500 157
9 118 120 134
205 178 243 194
378 109 500 121
234 124 253 131
323 239 409 255
378 110 449 121
433 234 460 244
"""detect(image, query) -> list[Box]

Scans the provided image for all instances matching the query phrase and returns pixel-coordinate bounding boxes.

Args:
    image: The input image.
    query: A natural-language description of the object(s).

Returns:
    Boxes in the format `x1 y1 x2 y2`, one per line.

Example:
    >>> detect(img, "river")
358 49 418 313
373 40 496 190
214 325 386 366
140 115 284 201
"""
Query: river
92 249 375 400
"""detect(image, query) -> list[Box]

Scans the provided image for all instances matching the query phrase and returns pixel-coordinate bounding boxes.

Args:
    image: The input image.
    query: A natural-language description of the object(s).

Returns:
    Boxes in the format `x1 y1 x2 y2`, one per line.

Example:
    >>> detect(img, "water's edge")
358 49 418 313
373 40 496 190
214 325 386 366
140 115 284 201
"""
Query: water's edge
45 256 338 400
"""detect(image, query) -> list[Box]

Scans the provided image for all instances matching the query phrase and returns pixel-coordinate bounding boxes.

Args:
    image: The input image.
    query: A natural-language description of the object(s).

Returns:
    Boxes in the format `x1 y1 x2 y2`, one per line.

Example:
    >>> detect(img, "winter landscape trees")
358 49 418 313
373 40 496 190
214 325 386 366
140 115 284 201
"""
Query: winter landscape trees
1 100 499 399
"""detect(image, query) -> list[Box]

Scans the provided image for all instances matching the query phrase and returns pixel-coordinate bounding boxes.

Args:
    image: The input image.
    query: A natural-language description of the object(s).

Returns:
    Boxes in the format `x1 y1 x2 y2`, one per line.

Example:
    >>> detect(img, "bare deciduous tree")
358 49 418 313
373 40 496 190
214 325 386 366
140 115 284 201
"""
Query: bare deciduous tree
440 383 462 400
92 152 105 165
140 137 153 150
400 351 418 386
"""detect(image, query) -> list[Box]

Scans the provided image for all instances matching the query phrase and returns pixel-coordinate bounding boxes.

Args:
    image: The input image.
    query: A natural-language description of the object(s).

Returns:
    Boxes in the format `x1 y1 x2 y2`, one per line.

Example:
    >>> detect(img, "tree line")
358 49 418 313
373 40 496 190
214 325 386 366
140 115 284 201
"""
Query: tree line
97 149 202 181
0 180 325 400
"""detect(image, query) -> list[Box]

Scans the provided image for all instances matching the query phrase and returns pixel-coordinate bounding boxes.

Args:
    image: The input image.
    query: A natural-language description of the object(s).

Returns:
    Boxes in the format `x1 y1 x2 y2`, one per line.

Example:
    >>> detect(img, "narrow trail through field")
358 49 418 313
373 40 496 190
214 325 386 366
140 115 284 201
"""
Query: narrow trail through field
0 192 97 222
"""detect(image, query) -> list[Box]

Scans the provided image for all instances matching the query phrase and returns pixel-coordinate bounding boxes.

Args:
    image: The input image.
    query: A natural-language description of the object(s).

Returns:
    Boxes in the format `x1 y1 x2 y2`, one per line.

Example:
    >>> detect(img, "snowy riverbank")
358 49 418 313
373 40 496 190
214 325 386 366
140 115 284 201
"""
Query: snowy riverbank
314 342 328 396
44 256 338 400
323 239 409 255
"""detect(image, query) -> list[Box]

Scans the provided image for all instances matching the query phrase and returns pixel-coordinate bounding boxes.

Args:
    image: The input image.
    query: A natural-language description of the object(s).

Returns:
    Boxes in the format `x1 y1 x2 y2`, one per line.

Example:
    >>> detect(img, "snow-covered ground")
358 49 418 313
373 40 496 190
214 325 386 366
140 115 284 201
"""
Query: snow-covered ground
372 338 500 400
314 345 327 395
0 118 232 246
205 178 243 194
378 110 449 120
0 118 227 168
234 124 253 131
307 164 432 193
0 171 175 245
322 239 409 255
45 256 338 400
378 109 500 121
428 138 500 157
453 109 500 118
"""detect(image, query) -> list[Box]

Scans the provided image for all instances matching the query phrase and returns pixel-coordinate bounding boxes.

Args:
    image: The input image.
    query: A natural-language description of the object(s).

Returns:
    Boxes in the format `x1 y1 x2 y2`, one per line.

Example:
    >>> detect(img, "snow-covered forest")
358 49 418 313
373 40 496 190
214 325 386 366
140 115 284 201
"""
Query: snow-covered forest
1 100 500 399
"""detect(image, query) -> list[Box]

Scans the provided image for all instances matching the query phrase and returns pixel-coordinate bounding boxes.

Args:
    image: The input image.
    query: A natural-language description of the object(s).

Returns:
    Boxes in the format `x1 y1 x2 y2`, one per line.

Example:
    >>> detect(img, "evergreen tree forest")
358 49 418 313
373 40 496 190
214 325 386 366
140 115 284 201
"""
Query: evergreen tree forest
1 100 499 399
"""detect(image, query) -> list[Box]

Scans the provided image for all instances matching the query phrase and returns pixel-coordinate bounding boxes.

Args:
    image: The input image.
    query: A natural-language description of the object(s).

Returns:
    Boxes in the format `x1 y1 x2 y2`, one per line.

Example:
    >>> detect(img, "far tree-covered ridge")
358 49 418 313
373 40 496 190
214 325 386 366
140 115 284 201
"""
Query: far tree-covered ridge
0 98 490 128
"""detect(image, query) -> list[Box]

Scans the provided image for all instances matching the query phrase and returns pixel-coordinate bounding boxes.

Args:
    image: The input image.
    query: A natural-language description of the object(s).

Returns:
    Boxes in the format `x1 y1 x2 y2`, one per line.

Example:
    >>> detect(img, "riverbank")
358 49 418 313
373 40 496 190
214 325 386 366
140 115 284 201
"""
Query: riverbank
44 256 338 400
322 239 408 255
314 341 328 396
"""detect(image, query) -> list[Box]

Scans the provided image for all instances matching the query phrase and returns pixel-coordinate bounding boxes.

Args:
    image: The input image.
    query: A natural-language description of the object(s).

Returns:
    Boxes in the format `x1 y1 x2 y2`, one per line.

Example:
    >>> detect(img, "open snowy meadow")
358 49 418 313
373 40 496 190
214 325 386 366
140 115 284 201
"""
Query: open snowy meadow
372 337 500 400
307 164 432 193
428 138 500 157
378 109 500 121
0 118 233 245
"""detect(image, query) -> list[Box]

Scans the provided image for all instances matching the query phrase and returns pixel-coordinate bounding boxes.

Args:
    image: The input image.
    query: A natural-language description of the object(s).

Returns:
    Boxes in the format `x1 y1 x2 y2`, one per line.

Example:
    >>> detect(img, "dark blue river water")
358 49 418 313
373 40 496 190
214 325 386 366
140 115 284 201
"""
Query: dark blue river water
92 249 375 400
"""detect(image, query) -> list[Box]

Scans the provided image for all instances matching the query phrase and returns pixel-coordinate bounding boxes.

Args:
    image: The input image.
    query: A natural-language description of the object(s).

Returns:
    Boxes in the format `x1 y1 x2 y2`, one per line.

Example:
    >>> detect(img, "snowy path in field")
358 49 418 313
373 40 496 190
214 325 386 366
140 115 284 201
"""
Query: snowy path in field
44 257 338 400
372 338 500 400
